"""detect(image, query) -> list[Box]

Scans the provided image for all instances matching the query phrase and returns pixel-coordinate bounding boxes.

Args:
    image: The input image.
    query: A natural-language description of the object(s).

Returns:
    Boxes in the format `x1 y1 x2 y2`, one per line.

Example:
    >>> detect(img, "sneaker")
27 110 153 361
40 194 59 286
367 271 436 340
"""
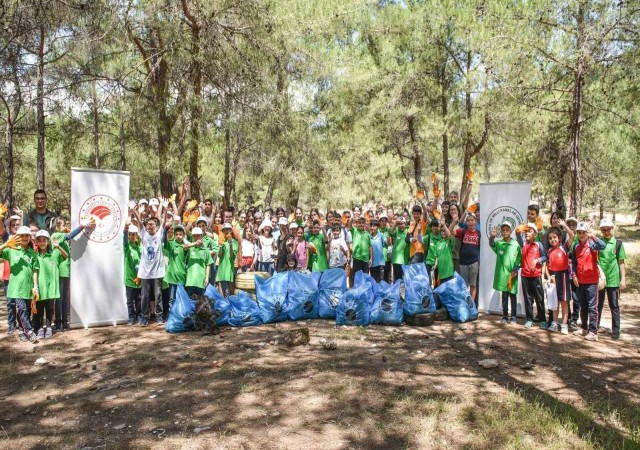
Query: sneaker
524 321 533 328
128 319 136 326
585 332 598 341
45 327 53 339
501 317 508 325
27 331 38 343
510 317 517 325
139 320 149 327
612 333 620 340
156 320 165 326
561 324 569 335
539 321 548 330
574 329 587 337
37 328 45 340
7 328 15 335
548 322 559 332
568 320 578 330
18 332 27 342
598 326 606 333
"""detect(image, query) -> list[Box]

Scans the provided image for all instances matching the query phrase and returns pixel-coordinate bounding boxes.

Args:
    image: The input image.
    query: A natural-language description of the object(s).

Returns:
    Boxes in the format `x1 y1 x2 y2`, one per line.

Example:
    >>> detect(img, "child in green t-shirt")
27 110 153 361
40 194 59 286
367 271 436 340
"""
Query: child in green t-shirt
34 230 68 339
183 227 213 297
123 224 142 325
489 221 522 325
388 216 409 282
0 226 40 343
423 217 455 287
216 223 238 297
163 224 187 306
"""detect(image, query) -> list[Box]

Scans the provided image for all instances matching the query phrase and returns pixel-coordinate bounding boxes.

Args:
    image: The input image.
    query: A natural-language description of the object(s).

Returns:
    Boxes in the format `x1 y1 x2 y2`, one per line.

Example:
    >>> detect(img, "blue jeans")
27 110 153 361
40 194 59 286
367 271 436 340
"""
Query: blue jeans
14 298 33 332
258 262 274 275
7 297 17 331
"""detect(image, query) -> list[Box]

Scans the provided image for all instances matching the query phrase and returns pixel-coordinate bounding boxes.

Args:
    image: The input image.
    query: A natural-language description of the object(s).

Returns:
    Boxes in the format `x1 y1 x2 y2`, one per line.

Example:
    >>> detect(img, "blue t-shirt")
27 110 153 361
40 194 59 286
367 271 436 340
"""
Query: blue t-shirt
370 232 385 268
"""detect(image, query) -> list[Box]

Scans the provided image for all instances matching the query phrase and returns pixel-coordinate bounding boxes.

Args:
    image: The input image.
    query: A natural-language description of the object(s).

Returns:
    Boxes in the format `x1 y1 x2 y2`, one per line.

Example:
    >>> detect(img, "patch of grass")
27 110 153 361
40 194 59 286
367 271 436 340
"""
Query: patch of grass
617 225 640 241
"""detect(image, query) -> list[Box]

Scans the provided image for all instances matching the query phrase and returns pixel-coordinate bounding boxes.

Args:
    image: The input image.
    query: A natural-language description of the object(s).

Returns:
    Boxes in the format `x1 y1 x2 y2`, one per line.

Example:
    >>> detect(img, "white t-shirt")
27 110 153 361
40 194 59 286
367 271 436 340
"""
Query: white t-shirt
137 227 165 279
258 235 276 263
329 237 348 268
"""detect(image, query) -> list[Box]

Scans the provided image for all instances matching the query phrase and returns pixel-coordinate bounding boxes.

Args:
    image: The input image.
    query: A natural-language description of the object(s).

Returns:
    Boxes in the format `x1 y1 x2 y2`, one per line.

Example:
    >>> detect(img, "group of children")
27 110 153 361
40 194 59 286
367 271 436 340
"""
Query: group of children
489 205 626 341
0 184 626 344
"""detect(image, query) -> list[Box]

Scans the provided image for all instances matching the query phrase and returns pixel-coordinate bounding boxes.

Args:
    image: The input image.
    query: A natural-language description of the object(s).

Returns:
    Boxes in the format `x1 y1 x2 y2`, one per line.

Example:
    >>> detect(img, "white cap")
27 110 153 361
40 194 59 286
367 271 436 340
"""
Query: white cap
255 211 263 218
259 219 272 231
128 225 139 234
149 198 160 207
397 217 406 224
196 217 209 226
289 222 298 230
526 223 538 232
379 213 388 220
35 230 50 239
16 226 32 235
221 223 232 231
173 214 181 222
599 218 614 228
192 227 203 235
576 222 589 232
139 198 148 205
278 217 288 226
500 220 513 230
4 214 20 228
566 217 578 225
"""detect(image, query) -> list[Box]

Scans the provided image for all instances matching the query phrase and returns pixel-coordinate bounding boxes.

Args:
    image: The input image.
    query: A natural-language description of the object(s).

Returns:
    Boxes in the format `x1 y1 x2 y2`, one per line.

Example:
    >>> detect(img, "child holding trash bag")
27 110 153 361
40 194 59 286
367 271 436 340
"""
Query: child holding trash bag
543 221 574 335
489 221 521 325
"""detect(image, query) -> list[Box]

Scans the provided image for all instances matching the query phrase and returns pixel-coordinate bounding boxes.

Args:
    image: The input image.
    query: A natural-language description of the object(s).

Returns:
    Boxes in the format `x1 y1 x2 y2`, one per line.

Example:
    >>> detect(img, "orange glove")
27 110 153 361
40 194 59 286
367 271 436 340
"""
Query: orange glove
31 300 38 315
432 185 441 198
507 274 514 291
415 189 425 200
5 235 20 249
430 173 437 184
515 223 528 234
134 277 141 285
536 216 543 232
466 203 478 214
0 203 7 218
467 169 475 181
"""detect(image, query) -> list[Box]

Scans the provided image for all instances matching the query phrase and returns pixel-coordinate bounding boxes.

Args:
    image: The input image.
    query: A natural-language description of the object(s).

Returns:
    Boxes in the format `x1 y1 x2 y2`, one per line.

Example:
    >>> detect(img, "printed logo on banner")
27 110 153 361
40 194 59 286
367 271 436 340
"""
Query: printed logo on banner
79 194 122 243
485 206 524 238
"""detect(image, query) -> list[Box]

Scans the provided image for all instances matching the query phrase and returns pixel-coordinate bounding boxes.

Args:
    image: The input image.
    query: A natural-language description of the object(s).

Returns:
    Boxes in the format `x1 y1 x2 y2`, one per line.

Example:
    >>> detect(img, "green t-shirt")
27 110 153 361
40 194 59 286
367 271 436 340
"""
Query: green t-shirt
185 245 213 288
389 228 409 265
490 238 521 294
202 235 220 255
50 232 72 277
599 237 625 288
216 239 238 282
351 228 371 263
424 230 440 266
36 250 63 300
308 233 328 272
164 239 187 285
432 237 455 279
1 247 39 299
123 241 142 288
379 226 390 262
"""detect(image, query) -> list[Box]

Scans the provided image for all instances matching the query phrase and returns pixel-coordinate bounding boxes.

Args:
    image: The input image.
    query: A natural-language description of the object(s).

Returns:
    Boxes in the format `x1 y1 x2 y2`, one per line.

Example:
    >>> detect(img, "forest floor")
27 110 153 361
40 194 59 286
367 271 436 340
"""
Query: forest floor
0 227 639 449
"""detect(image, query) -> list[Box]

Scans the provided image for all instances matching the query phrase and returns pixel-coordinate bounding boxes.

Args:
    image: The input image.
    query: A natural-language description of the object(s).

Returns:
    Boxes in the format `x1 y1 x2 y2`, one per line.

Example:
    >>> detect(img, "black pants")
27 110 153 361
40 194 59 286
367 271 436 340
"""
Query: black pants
161 286 170 321
393 264 404 283
351 259 369 286
426 264 439 287
522 276 545 322
186 286 204 297
577 283 599 334
597 287 620 336
370 266 384 283
34 300 55 330
141 278 162 323
126 286 141 322
501 291 517 319
571 284 580 322
384 261 392 283
55 277 70 328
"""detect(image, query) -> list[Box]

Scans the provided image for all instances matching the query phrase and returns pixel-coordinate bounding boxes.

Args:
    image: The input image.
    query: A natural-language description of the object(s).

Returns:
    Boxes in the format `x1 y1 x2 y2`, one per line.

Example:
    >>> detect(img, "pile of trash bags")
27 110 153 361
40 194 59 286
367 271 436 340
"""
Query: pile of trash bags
166 264 478 333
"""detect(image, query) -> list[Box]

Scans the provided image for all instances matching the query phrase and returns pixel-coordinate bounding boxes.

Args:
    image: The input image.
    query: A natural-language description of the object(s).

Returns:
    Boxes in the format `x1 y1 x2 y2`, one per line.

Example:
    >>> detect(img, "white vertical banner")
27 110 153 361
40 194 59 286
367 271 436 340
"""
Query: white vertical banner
70 168 130 327
478 182 532 314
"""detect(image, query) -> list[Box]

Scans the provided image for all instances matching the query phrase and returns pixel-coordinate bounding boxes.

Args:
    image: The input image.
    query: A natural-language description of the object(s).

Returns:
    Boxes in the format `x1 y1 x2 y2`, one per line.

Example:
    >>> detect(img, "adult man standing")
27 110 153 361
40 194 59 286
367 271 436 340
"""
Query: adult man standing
597 218 626 339
24 190 57 231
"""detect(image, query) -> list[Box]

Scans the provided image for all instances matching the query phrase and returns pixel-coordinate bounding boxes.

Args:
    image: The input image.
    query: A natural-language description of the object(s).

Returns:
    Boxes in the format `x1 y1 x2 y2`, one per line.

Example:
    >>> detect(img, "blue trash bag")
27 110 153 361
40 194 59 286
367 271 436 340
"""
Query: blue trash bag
204 284 230 327
354 271 379 304
370 280 403 325
286 271 319 321
336 284 372 326
228 290 263 327
434 272 479 323
318 268 347 319
165 285 196 333
256 272 289 324
402 263 436 315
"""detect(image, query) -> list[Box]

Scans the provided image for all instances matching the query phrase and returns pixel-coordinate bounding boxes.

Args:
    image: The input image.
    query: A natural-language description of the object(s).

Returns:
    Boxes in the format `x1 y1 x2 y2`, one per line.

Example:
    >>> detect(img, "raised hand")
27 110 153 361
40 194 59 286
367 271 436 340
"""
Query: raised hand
128 200 136 210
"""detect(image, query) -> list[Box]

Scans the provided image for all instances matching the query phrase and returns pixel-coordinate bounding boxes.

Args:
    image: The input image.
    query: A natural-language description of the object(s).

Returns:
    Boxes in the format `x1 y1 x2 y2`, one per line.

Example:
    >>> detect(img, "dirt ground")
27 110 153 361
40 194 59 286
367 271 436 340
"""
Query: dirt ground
1 232 639 449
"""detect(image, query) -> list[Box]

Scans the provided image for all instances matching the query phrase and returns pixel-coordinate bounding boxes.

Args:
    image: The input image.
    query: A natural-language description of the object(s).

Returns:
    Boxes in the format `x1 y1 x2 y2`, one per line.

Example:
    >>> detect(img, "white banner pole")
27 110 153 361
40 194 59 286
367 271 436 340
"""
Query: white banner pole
478 181 532 315
70 168 130 328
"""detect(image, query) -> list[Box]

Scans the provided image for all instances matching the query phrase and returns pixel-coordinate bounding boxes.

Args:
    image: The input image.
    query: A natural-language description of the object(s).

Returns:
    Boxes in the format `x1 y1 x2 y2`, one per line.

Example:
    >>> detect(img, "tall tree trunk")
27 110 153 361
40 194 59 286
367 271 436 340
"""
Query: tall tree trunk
569 0 586 216
119 117 126 171
91 80 100 168
36 26 46 190
440 63 450 196
4 119 15 206
406 115 424 189
223 124 231 208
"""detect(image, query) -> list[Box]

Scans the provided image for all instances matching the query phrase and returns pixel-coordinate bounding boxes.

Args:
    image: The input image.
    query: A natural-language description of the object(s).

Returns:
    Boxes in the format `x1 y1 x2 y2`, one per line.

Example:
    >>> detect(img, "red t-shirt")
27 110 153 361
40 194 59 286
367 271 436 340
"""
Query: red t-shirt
547 244 570 272
574 241 600 284
521 241 543 278
2 259 9 281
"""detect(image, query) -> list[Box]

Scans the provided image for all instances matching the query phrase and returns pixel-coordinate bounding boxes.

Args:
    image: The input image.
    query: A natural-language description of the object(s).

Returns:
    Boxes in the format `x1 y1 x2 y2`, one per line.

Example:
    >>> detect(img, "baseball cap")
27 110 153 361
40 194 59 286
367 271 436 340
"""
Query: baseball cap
149 198 160 207
173 224 185 233
139 199 148 205
196 217 208 226
192 227 203 235
35 230 50 239
500 220 513 230
221 223 232 231
259 219 272 231
16 226 32 235
599 218 614 228
576 222 589 232
278 217 288 226
128 225 139 234
379 213 388 220
526 223 538 232
566 217 578 225
289 222 298 230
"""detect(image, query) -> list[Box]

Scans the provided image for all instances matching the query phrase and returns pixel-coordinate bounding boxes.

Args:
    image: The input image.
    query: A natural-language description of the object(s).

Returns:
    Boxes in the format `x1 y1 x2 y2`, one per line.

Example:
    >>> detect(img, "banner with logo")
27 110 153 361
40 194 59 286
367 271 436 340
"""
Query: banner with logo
478 182 532 314
70 168 130 327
